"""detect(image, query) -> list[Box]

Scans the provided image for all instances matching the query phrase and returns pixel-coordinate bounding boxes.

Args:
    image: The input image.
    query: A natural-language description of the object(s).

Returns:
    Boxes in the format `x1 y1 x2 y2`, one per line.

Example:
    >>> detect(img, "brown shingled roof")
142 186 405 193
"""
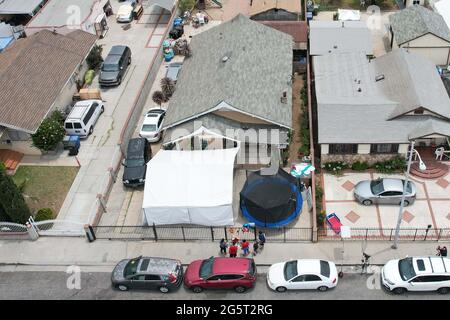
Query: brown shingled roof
0 29 97 133
259 20 308 43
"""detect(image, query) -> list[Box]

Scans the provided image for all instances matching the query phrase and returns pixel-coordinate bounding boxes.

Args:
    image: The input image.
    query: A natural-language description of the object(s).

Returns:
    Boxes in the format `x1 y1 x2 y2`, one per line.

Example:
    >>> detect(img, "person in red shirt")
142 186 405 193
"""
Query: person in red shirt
229 243 238 258
241 239 250 256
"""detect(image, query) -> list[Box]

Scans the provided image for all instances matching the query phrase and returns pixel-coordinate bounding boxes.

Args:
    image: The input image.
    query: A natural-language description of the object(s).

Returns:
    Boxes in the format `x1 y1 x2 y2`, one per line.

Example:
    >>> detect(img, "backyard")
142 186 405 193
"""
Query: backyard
315 0 397 10
12 166 79 218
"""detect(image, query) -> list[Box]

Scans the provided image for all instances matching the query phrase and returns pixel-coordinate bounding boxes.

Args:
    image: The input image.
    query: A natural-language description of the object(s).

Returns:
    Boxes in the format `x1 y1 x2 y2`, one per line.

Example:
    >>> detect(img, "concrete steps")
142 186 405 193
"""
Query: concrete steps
410 161 449 179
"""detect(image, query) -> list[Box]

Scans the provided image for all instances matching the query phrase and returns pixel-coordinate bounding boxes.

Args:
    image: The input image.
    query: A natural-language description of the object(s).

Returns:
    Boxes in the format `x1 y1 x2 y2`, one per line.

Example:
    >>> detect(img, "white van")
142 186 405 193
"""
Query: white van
64 100 104 137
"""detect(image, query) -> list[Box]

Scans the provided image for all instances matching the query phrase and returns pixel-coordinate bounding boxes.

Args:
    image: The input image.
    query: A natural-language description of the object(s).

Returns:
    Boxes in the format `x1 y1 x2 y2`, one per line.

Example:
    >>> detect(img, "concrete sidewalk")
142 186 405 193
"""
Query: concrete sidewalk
0 238 446 270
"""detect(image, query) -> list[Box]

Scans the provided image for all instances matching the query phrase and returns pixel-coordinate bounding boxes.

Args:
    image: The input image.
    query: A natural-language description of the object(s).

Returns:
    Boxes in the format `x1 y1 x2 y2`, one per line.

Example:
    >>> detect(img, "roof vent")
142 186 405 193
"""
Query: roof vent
281 90 288 104
357 87 362 92
222 56 229 62
375 74 385 82
333 45 338 49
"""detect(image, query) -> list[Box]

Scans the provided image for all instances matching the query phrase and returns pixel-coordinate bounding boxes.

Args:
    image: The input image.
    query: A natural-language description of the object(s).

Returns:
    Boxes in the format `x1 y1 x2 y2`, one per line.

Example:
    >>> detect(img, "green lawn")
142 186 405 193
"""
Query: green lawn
12 166 79 217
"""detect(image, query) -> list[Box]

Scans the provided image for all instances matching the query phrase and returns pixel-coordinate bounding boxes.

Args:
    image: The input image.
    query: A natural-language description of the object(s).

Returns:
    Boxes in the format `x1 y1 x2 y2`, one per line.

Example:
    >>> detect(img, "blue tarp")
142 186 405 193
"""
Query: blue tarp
0 36 14 52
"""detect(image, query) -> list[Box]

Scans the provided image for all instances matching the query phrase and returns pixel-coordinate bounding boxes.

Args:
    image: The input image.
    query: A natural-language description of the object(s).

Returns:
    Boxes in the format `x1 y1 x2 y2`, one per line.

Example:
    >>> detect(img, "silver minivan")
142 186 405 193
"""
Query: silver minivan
64 100 104 138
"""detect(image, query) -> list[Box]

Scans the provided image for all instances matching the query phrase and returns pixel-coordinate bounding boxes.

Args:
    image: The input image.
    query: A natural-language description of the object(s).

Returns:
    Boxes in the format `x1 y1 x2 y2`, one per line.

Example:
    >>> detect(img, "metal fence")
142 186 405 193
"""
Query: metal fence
93 225 314 242
318 228 450 241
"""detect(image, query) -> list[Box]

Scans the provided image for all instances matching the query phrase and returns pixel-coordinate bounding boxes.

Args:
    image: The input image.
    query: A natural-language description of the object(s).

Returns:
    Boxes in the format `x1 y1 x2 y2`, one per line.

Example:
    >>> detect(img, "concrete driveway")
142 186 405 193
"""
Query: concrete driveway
322 167 450 237
57 2 172 225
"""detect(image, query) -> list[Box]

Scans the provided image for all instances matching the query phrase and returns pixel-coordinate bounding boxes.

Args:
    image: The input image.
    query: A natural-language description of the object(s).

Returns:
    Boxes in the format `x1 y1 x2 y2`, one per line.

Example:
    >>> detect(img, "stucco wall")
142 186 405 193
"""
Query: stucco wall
399 34 450 66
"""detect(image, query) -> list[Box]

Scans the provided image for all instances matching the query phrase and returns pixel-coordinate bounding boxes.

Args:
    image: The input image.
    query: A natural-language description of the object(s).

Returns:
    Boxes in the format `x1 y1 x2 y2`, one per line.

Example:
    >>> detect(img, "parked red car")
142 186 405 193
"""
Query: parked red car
184 256 257 293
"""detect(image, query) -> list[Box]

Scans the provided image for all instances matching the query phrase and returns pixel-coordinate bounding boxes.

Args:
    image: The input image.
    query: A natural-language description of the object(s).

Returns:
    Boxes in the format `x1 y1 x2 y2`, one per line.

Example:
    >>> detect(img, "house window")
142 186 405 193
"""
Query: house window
370 144 399 154
412 0 420 4
329 144 358 154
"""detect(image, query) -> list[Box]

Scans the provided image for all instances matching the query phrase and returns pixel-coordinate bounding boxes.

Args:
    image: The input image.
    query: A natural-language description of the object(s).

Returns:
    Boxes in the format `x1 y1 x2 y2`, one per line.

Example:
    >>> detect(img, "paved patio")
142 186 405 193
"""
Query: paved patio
322 167 450 237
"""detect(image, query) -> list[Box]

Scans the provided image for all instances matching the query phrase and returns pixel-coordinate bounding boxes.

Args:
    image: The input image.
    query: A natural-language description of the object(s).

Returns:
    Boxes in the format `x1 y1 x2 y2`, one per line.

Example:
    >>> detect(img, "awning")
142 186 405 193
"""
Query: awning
146 0 175 12
142 148 239 226
0 0 44 15
338 9 360 21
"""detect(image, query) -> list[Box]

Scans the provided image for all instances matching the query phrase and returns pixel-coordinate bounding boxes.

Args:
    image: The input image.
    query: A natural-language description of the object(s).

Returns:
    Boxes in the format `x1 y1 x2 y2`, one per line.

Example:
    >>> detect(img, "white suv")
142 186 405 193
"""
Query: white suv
382 256 450 294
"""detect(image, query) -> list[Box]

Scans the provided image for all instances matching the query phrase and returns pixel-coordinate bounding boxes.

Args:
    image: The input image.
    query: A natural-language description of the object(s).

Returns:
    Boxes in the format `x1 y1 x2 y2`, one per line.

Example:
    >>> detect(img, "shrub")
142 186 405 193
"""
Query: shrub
0 168 30 223
316 210 326 227
50 110 65 124
179 0 196 13
84 69 95 85
322 161 348 175
160 77 175 98
86 44 103 70
35 208 54 221
351 161 369 171
31 117 66 152
374 156 406 174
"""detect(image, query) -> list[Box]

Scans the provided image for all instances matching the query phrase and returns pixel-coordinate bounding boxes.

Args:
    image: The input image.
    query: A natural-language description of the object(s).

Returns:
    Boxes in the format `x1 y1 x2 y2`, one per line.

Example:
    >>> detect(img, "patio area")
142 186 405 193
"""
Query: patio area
321 167 450 238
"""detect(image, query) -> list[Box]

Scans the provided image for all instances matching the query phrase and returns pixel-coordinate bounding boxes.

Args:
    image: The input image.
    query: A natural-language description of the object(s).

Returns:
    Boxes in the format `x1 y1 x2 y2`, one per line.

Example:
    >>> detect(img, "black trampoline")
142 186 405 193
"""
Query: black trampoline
240 168 303 228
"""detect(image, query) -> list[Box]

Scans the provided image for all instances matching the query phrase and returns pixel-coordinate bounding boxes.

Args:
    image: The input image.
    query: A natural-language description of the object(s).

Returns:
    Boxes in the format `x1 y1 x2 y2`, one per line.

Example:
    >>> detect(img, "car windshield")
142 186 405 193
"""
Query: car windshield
199 257 214 279
284 260 298 281
370 179 384 195
102 63 119 72
403 181 413 193
124 258 140 277
125 159 145 167
398 257 416 281
320 260 330 278
142 124 157 132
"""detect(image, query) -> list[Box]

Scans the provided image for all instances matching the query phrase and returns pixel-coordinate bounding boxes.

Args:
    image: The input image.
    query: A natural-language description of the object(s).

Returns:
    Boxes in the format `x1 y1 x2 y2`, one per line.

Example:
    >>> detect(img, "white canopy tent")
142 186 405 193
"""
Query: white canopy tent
338 9 360 21
142 147 239 226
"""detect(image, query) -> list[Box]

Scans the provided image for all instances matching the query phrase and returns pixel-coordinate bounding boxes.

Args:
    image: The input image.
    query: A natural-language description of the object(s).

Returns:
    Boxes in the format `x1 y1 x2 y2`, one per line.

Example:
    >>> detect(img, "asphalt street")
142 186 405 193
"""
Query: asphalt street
0 270 449 300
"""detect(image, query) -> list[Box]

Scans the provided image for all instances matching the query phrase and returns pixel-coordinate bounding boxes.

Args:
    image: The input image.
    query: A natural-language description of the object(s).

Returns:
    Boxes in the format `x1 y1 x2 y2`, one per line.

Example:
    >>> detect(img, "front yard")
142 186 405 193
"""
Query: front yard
12 166 79 218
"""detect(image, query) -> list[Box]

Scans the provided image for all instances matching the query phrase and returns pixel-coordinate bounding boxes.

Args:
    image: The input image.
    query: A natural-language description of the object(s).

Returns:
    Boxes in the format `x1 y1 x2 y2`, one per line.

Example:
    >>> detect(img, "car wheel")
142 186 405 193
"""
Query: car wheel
362 199 372 206
191 286 203 293
234 286 247 293
101 106 105 113
275 286 287 293
159 286 170 293
318 286 329 292
438 287 450 294
89 126 93 135
128 57 132 65
402 200 410 206
392 287 406 295
117 285 129 291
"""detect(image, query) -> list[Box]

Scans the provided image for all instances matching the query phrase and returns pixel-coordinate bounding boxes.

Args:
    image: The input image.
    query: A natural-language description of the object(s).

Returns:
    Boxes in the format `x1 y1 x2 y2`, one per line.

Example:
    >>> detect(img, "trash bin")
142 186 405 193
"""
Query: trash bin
66 135 80 156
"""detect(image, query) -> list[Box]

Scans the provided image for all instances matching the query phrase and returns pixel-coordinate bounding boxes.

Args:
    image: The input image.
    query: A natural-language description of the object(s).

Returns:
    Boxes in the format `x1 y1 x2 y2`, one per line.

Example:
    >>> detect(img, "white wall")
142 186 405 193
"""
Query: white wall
357 144 371 154
321 144 329 155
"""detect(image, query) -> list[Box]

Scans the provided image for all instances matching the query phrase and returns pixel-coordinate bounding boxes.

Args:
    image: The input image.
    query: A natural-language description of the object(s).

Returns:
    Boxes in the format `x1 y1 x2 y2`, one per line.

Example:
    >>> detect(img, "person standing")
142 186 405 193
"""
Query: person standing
258 231 266 248
219 238 228 255
229 243 238 258
241 239 250 256
252 241 259 256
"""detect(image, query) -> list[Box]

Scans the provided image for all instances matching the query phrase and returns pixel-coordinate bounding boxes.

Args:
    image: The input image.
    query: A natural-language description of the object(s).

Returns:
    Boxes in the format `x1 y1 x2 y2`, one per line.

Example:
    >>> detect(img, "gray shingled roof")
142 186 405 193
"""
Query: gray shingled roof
409 118 450 139
314 50 450 144
309 21 373 56
389 5 450 45
163 14 293 129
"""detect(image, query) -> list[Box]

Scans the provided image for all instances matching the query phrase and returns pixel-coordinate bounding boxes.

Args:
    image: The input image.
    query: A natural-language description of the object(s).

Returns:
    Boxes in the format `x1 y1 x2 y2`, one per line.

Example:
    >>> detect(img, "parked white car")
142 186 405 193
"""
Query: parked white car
381 256 450 294
267 259 338 292
116 0 136 23
139 108 166 142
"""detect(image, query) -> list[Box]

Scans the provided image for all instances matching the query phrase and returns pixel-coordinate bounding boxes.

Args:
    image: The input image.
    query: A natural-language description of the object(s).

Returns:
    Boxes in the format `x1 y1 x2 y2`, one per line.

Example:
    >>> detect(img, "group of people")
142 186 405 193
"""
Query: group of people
219 231 266 257
437 245 448 257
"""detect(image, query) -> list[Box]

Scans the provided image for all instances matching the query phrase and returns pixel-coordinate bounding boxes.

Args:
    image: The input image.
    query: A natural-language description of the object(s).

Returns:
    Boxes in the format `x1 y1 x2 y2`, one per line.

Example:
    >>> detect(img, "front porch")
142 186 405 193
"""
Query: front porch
409 137 450 179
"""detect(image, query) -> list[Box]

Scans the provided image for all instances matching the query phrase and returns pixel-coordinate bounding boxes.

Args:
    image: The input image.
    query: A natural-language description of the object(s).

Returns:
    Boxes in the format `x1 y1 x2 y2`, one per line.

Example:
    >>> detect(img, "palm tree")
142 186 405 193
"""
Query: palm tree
152 90 166 108
160 77 175 98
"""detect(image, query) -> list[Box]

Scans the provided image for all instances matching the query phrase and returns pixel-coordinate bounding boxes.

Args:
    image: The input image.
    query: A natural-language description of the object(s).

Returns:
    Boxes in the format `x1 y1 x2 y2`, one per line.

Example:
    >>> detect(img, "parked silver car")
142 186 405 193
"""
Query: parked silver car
354 178 416 206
